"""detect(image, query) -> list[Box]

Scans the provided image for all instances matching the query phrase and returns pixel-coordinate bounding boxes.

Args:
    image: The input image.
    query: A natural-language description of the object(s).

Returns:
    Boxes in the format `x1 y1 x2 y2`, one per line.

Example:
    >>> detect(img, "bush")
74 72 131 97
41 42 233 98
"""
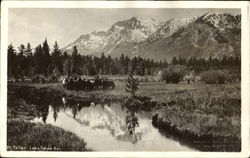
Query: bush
161 65 187 83
201 70 225 84
32 74 46 83
165 72 182 83
222 69 241 83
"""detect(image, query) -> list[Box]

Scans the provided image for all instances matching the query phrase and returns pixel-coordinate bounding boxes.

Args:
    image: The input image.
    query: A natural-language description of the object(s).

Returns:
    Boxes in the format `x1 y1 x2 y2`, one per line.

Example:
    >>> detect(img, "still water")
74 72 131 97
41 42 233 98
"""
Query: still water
30 97 195 151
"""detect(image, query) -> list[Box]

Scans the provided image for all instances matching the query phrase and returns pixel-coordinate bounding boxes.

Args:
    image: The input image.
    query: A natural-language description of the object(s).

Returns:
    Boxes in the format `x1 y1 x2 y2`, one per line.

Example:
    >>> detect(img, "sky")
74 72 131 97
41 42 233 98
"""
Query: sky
8 8 240 49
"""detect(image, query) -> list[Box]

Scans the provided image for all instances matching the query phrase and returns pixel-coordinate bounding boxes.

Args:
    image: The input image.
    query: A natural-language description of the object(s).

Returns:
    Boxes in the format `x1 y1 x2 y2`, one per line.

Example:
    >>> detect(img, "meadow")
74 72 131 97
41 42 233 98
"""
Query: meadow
9 79 240 103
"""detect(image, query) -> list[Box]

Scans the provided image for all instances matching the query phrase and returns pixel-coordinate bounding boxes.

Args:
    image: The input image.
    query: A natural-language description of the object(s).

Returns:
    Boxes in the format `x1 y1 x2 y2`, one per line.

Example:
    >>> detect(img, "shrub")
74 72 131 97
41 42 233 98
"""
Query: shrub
161 65 187 83
165 72 182 83
201 70 226 84
222 69 241 83
32 74 46 83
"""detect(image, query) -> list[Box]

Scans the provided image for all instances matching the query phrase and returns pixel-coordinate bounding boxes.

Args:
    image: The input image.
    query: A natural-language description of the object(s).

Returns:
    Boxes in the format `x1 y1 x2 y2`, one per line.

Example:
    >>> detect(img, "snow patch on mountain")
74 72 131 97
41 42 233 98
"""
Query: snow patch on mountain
138 18 159 33
200 12 241 30
148 17 197 41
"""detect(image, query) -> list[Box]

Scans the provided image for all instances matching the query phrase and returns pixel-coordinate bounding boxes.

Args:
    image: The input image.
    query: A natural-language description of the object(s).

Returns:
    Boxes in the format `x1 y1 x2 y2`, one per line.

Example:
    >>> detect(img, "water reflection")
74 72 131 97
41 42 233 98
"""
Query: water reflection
41 105 49 124
125 111 141 143
59 97 142 142
14 88 194 151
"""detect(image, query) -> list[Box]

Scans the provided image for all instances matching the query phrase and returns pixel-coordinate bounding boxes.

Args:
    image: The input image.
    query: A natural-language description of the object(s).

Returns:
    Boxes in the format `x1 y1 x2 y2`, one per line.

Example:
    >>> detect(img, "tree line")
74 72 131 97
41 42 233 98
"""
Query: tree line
7 39 241 78
171 55 240 72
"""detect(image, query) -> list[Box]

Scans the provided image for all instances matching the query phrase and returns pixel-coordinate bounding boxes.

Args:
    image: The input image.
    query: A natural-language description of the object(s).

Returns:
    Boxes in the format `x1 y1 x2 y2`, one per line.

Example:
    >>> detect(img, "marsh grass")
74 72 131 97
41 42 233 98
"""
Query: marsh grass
7 119 91 151
152 83 241 151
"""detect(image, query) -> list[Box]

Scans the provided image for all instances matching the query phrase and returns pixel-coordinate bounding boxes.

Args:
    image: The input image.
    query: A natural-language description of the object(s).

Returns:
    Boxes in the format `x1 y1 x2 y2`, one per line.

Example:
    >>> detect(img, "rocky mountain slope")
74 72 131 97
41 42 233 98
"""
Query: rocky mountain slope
63 12 241 61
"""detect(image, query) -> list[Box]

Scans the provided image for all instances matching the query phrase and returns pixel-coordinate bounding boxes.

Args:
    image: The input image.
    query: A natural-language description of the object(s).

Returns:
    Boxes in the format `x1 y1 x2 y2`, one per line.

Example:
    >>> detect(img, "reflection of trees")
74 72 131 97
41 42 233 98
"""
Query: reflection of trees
72 104 78 118
61 97 92 119
41 107 48 123
51 96 62 122
126 111 139 135
37 93 51 124
125 110 141 144
51 105 60 122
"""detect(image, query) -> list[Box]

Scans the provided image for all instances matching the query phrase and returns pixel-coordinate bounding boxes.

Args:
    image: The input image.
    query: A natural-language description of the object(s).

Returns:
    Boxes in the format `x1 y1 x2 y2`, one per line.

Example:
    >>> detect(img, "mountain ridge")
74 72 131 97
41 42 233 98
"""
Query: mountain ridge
63 13 241 61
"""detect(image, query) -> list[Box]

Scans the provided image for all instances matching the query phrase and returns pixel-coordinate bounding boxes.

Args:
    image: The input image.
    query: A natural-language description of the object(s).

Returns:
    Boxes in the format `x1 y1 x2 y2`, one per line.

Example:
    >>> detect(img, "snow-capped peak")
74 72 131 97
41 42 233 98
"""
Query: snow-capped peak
148 17 196 41
200 12 240 30
107 17 161 43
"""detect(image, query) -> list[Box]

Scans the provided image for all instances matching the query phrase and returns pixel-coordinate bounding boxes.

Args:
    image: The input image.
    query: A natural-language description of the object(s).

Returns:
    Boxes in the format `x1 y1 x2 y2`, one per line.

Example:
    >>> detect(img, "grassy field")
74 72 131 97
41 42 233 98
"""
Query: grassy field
8 79 241 151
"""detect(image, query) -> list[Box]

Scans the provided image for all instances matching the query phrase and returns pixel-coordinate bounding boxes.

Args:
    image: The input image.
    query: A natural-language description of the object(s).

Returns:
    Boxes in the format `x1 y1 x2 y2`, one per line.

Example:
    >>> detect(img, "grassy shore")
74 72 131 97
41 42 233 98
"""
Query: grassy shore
151 83 241 151
7 119 91 151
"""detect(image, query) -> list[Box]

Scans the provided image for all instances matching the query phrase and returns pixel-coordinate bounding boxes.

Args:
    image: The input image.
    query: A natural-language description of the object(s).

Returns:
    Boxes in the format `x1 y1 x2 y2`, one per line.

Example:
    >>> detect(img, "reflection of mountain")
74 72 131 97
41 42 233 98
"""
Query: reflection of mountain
69 103 146 144
68 103 129 137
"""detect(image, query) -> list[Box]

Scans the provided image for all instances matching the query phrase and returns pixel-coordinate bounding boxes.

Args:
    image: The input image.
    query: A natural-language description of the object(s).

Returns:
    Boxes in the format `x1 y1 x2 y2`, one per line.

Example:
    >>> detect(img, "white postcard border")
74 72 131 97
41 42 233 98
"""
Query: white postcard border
1 1 249 157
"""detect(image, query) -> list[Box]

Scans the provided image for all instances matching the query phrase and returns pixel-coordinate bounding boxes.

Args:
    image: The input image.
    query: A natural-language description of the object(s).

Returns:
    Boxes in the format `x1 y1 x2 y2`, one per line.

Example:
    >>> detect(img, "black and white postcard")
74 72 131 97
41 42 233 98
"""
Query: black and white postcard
1 1 249 157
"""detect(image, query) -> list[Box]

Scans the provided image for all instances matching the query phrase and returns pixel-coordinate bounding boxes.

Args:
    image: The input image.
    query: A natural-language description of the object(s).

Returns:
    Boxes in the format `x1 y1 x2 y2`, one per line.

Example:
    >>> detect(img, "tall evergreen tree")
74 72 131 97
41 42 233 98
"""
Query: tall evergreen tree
51 41 62 74
137 61 146 76
33 44 44 74
71 46 81 74
25 43 32 57
125 73 139 97
7 44 17 77
17 44 26 77
25 43 33 76
42 38 51 76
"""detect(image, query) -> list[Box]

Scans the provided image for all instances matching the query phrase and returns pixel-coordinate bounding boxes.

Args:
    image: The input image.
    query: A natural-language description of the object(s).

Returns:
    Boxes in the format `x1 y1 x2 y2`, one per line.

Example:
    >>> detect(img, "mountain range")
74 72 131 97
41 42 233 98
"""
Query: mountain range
63 12 241 61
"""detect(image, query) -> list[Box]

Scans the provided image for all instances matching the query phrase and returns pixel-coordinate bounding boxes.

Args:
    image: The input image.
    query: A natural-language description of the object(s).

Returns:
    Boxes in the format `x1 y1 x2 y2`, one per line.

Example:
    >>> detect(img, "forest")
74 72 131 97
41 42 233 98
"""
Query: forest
7 39 241 79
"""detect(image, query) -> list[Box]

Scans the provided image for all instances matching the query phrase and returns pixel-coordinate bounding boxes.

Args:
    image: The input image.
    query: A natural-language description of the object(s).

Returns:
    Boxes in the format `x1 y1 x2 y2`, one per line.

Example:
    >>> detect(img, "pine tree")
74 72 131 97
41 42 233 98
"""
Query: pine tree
25 43 33 76
17 44 26 77
128 58 137 74
33 44 44 74
137 61 145 76
51 41 62 74
172 57 178 65
63 58 72 76
25 43 32 57
71 46 80 74
8 44 17 77
86 59 97 76
119 54 127 74
42 38 51 76
18 44 25 56
125 73 139 97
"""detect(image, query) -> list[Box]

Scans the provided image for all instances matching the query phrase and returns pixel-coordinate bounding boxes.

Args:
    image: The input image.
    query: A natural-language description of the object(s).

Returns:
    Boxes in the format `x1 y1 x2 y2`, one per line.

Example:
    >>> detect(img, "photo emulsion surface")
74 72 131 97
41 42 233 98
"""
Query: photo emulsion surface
7 8 241 152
